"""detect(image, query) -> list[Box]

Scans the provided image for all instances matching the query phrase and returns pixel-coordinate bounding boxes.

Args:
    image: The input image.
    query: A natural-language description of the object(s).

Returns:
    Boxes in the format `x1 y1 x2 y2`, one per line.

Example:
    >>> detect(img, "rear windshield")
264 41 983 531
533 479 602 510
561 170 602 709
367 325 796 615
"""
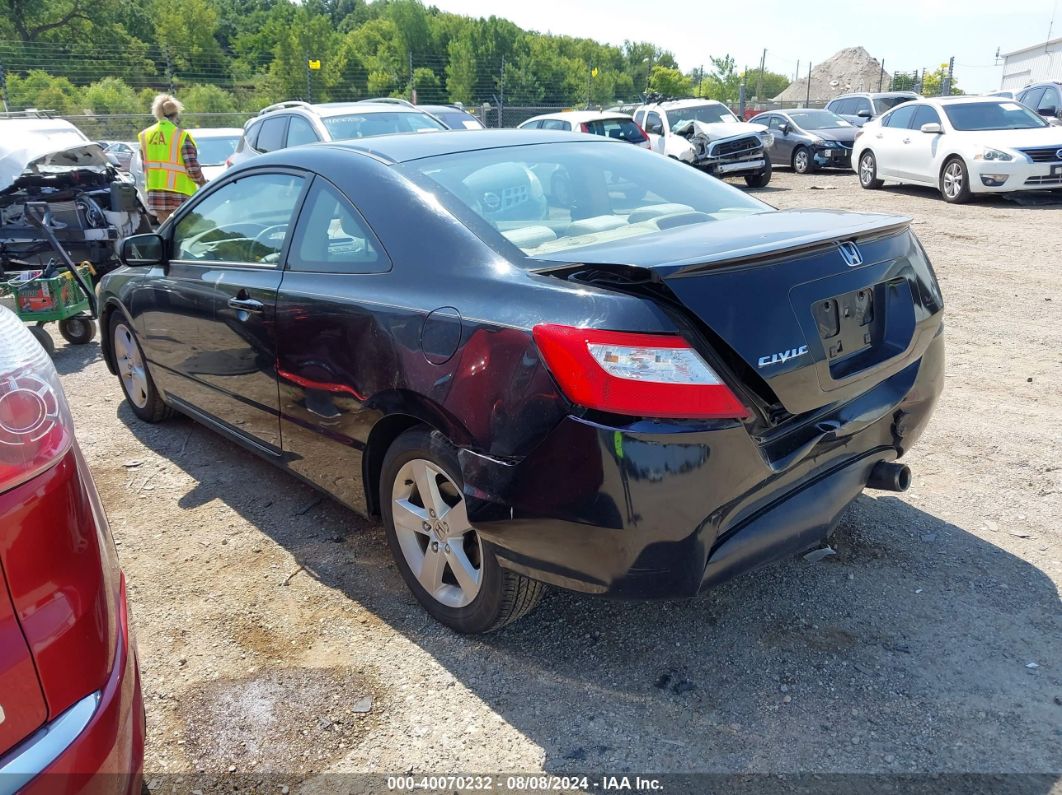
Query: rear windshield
401 141 769 258
322 112 446 139
193 136 239 165
942 101 1048 131
434 111 484 130
584 117 648 143
873 95 915 113
788 110 851 130
666 104 738 128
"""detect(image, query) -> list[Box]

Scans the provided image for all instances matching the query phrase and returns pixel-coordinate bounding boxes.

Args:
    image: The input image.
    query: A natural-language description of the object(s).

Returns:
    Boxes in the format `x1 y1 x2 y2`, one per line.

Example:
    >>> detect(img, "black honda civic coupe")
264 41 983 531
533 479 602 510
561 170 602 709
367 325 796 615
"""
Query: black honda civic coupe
99 130 944 632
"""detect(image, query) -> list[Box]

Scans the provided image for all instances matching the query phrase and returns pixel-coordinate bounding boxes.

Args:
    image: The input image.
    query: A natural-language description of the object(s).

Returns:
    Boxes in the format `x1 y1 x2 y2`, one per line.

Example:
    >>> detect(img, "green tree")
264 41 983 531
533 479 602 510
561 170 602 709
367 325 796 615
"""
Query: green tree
82 77 140 114
411 67 443 103
741 68 789 101
269 7 342 101
703 55 741 104
182 83 239 113
921 65 962 96
445 27 477 104
4 0 92 41
6 70 82 113
648 65 691 98
152 0 228 78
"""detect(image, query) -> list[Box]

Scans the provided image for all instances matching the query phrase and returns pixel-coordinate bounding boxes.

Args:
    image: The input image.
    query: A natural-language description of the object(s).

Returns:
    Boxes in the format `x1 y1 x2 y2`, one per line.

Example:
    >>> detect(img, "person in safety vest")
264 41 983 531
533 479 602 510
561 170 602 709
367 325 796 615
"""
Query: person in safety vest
138 93 206 223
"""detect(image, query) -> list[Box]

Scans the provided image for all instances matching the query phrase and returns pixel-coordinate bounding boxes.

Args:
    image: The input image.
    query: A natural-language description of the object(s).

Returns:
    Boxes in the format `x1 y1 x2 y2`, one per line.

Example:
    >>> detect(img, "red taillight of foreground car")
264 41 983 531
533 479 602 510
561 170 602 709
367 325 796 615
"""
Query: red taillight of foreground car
532 324 748 419
633 121 651 148
0 316 74 493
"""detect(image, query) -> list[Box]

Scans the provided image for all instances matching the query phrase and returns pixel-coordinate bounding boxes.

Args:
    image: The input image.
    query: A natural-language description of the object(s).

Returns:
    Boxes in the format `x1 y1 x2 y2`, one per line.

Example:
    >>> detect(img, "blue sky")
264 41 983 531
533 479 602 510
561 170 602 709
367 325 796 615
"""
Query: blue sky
429 0 1059 93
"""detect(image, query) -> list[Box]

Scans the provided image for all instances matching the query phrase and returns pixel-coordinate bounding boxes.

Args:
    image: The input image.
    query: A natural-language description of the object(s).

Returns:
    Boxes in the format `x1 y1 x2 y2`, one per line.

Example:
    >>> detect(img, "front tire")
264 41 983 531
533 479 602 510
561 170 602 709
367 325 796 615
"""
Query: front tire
29 325 55 357
792 146 815 174
381 428 546 633
940 157 972 203
859 151 884 189
58 315 97 345
111 316 172 422
744 156 772 188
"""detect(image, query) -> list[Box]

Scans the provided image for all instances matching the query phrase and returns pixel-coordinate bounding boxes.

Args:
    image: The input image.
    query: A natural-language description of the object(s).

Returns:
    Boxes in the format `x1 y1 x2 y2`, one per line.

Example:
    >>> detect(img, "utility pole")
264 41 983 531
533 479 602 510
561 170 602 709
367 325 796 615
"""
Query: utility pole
305 53 312 103
738 75 746 117
757 48 766 101
409 51 415 102
942 56 955 96
499 55 505 127
805 61 812 107
795 60 800 84
696 64 704 96
878 59 885 91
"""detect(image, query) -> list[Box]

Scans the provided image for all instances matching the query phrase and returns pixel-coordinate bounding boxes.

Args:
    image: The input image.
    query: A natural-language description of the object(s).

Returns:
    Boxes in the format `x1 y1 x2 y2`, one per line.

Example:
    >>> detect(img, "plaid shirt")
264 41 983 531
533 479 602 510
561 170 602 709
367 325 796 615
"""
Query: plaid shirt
143 135 206 216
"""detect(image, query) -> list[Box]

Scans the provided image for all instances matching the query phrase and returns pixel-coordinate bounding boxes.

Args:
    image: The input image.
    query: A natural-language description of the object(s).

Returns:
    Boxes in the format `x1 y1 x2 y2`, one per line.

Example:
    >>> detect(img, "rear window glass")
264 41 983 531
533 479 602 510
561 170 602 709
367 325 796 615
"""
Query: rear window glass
401 141 769 258
943 101 1047 131
322 112 446 139
788 110 851 129
193 136 239 166
874 95 914 113
666 104 738 128
584 118 647 143
434 111 484 130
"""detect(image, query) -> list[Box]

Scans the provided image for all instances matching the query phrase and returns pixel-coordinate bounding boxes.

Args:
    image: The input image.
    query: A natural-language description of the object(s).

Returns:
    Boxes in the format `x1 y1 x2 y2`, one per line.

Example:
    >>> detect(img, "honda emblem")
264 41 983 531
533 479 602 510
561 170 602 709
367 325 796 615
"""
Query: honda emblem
838 241 863 267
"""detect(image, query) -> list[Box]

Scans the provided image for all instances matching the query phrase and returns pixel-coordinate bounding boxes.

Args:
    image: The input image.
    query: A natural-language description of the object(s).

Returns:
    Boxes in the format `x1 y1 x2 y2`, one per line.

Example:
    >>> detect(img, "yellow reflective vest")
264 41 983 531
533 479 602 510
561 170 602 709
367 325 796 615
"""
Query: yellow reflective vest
138 120 198 196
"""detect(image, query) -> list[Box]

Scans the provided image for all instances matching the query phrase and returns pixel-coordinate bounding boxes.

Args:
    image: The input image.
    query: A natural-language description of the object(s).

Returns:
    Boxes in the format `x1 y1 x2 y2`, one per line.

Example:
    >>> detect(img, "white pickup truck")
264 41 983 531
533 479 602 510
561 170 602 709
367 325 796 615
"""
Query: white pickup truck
633 99 773 187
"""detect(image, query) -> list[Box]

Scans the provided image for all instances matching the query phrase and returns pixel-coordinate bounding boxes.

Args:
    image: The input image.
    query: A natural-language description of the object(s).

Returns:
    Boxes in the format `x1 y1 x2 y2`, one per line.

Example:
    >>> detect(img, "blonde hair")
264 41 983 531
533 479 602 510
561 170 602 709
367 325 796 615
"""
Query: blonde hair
151 93 183 120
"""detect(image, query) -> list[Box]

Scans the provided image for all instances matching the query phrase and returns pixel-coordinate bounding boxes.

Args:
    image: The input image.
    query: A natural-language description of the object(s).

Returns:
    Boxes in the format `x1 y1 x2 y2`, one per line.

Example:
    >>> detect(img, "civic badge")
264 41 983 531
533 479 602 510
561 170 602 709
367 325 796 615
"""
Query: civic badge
838 241 863 267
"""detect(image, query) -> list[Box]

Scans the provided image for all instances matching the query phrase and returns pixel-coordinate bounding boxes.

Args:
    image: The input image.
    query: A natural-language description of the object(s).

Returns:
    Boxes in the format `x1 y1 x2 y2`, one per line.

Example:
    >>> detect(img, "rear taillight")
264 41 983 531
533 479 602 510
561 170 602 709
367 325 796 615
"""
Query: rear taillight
0 311 74 493
633 121 650 146
225 157 234 168
532 324 747 419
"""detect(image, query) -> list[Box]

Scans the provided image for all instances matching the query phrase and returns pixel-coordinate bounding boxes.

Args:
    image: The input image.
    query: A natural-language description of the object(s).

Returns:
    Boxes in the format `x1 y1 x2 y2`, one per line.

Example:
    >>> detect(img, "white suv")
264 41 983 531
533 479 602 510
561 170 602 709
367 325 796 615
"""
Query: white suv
228 99 447 169
633 98 773 187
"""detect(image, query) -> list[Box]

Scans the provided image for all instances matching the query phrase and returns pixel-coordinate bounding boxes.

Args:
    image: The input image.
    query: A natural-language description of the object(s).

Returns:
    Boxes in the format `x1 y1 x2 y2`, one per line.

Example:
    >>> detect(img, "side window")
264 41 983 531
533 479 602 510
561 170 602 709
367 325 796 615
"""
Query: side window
856 97 873 116
633 110 645 126
242 122 261 152
883 105 917 129
256 116 288 153
522 120 542 129
289 179 389 274
828 99 846 115
540 119 568 131
910 105 941 129
1039 88 1059 112
1020 87 1043 109
287 116 319 147
767 116 784 130
646 112 664 134
173 173 305 266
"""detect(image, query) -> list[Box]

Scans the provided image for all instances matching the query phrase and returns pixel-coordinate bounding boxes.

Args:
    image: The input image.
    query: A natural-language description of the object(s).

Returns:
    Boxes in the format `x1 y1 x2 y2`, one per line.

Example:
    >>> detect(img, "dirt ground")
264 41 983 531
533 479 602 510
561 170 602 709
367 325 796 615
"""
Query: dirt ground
51 169 1062 788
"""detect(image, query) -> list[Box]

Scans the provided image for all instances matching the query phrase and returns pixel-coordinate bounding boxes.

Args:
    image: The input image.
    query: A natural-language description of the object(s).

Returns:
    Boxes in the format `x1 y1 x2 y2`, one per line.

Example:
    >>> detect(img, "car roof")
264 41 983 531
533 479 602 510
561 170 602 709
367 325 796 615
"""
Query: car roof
309 102 428 118
916 95 1019 107
523 110 633 123
419 104 474 114
639 98 725 110
0 117 88 137
832 91 919 99
307 129 612 165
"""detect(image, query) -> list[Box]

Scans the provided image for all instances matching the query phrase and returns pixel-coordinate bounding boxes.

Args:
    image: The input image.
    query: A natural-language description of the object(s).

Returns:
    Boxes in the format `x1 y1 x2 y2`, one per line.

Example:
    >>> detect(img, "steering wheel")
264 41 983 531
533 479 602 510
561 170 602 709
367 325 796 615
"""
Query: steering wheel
248 224 288 261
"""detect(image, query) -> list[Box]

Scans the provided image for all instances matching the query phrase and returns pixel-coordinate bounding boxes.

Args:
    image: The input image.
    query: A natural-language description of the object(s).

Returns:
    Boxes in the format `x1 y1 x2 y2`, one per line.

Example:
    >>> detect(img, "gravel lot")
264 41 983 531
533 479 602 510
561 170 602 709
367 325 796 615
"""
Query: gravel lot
51 169 1062 788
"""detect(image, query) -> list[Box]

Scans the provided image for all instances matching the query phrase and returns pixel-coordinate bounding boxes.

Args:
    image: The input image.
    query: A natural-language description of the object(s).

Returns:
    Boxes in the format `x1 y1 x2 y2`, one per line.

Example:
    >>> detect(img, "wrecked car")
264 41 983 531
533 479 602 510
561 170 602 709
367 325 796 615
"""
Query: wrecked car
634 98 774 187
1 116 150 279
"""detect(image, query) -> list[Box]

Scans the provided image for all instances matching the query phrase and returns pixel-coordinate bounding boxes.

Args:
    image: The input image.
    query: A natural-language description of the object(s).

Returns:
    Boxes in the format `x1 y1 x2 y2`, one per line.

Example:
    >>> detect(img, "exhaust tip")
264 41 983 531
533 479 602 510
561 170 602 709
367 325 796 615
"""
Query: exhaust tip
868 461 912 492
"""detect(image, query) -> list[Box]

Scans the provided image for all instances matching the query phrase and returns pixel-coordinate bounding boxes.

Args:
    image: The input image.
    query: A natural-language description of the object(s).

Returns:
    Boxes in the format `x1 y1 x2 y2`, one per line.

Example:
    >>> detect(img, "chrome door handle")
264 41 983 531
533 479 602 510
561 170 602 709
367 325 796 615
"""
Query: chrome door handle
227 297 264 313
875 133 883 139
902 137 911 144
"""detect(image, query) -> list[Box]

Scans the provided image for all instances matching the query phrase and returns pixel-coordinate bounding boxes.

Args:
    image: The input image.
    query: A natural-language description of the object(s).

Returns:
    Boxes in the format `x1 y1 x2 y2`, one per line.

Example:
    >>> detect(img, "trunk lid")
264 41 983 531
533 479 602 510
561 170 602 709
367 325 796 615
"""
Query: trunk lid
535 209 943 417
0 562 48 756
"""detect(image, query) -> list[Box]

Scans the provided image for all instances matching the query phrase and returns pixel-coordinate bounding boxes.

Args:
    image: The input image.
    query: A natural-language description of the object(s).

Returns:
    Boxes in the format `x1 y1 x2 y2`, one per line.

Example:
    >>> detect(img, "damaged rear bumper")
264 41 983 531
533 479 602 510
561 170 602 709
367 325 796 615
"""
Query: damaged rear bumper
459 331 944 599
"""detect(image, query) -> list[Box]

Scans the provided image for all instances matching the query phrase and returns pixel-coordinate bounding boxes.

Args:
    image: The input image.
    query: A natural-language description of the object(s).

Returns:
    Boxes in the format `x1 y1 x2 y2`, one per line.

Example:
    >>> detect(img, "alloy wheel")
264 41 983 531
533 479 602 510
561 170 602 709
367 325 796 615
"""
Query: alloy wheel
113 323 149 408
860 155 875 185
391 458 483 608
795 149 809 173
942 162 964 199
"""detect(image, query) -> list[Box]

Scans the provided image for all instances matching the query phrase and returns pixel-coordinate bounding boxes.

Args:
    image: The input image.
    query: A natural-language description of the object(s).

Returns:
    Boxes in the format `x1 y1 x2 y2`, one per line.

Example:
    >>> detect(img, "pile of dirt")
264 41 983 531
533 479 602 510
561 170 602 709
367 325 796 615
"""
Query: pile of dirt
774 46 891 102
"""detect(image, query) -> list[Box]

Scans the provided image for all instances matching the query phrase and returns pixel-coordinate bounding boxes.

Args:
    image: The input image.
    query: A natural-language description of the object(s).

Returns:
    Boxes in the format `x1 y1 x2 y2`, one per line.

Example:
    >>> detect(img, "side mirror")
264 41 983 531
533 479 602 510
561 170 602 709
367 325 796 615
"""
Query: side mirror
120 233 165 267
920 122 943 134
857 108 872 118
1038 106 1058 118
781 123 791 135
646 121 663 135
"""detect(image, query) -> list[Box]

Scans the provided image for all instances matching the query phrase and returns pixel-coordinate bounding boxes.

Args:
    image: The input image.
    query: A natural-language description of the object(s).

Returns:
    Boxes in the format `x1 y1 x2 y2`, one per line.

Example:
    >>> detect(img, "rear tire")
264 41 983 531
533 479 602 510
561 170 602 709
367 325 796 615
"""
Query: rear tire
940 157 972 204
381 427 546 633
59 315 97 345
29 325 55 357
858 150 884 189
744 156 772 188
110 316 172 422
